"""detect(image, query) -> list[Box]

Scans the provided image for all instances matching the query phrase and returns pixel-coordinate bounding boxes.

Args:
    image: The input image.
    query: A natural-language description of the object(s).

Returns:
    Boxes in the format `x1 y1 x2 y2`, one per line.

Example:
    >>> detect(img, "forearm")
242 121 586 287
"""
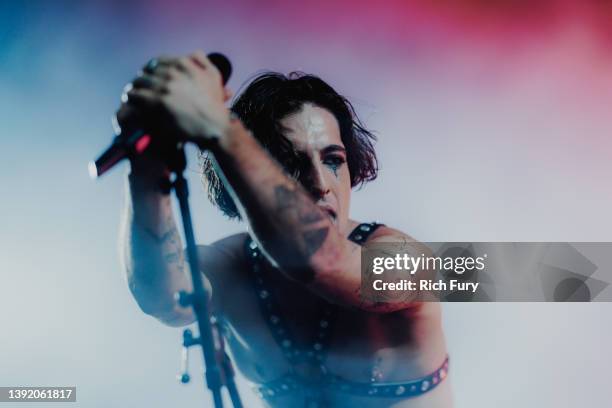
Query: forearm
120 171 194 326
210 120 349 282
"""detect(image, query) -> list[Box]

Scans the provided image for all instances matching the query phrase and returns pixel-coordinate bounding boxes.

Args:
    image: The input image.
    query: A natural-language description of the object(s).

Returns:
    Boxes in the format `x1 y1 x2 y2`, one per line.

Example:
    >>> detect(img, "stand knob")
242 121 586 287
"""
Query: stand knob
177 329 196 384
176 291 193 308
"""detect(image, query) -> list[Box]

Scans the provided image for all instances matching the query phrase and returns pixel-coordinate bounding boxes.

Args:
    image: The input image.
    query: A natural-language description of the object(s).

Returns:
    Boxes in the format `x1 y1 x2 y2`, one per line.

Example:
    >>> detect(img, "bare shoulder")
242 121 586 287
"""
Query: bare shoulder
195 233 249 282
364 223 433 256
202 232 249 258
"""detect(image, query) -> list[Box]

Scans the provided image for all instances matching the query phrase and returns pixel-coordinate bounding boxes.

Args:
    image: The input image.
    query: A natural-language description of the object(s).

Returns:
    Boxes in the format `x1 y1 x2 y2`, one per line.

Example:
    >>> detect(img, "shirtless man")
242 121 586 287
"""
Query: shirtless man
118 51 451 407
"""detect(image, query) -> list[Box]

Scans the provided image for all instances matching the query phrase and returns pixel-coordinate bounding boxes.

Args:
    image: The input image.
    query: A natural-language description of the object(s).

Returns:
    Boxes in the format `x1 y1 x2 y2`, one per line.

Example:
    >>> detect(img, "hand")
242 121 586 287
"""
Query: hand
118 51 233 149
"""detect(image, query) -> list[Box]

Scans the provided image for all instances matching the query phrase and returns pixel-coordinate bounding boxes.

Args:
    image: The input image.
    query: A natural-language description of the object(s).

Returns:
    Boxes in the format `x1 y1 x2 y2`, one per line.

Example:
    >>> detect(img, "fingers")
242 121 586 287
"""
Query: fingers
142 51 220 81
143 55 196 76
118 86 158 112
190 50 212 70
115 87 160 133
190 50 223 81
142 56 174 74
132 73 167 92
125 87 158 108
115 102 139 134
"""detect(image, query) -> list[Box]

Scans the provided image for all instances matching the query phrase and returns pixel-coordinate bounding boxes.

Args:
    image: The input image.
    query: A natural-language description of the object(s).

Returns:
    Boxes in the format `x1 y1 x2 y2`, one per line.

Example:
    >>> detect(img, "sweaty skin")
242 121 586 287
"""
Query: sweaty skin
119 52 452 407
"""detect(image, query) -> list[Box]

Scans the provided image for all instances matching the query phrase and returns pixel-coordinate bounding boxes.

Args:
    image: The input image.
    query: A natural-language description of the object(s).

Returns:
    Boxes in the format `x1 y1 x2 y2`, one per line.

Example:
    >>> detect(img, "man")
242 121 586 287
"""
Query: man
118 51 451 407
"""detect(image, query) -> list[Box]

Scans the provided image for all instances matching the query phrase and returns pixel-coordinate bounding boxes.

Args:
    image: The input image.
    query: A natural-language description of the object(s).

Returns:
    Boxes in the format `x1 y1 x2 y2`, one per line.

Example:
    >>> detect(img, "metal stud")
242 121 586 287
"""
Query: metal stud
259 290 269 299
395 385 406 395
319 320 329 328
354 234 363 241
313 343 322 351
421 380 430 391
360 224 371 231
282 339 292 348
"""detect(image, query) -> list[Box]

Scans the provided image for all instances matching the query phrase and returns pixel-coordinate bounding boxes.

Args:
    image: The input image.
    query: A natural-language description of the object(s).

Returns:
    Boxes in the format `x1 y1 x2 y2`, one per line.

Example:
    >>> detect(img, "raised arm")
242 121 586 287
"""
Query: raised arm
125 51 427 312
119 157 196 327
211 127 429 312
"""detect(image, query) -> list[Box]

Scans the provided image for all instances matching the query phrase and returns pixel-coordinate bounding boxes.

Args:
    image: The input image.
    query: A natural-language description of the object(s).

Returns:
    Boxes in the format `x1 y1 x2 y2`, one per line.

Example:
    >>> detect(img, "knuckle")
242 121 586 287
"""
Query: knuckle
191 50 208 62
177 57 190 70
168 65 181 78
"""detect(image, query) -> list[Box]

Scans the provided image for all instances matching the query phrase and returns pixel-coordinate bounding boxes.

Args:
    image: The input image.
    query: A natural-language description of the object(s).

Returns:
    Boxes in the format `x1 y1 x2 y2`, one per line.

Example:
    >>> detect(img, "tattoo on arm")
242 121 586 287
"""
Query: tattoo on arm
302 228 329 257
273 185 329 256
274 185 325 224
161 229 185 272
137 216 185 271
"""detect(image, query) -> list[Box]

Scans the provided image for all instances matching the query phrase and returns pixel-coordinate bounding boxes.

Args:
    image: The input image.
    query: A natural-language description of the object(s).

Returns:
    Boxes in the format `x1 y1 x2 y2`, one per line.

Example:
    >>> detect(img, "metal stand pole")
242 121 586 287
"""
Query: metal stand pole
168 143 242 408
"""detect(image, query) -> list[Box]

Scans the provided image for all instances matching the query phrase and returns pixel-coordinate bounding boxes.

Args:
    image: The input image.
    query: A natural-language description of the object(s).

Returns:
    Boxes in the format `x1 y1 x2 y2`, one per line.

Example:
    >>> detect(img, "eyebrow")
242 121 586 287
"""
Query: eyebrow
320 145 346 155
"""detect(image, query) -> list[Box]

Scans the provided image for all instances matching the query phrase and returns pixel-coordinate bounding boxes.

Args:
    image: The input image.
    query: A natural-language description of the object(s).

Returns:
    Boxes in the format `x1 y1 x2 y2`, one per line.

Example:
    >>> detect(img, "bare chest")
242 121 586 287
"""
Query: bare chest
218 265 430 385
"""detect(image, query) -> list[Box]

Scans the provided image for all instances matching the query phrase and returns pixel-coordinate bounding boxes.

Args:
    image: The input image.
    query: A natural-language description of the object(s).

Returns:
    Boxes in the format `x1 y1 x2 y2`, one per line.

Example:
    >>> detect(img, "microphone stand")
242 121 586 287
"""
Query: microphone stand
90 51 237 408
163 142 243 408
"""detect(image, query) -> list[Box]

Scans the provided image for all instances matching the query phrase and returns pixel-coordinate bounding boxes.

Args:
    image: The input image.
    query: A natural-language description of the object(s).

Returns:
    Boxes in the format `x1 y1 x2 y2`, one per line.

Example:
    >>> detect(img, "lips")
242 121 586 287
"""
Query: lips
317 205 337 222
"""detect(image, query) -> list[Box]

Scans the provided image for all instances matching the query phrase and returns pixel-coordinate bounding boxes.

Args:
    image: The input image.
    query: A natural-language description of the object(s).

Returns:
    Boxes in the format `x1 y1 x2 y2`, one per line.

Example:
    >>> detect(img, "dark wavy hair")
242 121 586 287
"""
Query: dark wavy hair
201 72 378 219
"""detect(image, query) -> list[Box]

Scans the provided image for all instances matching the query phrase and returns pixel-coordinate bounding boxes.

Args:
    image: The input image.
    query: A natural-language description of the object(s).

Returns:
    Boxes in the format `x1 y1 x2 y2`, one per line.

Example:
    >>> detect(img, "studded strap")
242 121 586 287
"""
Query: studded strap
245 237 336 368
253 356 449 400
244 223 450 402
245 222 382 370
348 222 384 246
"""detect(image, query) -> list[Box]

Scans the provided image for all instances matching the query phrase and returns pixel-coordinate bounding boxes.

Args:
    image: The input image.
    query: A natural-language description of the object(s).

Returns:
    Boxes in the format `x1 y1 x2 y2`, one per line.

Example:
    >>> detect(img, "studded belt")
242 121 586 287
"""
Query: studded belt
252 356 449 401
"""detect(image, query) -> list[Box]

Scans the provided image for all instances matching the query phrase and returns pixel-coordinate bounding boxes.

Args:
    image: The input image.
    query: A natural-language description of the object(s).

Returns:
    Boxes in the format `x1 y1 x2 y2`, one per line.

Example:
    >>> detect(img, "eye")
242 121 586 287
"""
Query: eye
323 155 346 171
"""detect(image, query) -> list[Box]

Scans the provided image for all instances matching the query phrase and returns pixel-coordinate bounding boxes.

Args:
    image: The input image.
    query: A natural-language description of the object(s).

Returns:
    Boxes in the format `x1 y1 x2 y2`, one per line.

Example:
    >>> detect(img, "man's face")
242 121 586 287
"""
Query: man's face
280 103 351 233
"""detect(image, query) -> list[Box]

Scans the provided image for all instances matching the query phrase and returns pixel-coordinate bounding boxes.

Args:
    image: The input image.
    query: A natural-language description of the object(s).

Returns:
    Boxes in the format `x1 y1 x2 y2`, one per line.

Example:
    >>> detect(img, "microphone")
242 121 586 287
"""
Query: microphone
89 52 232 179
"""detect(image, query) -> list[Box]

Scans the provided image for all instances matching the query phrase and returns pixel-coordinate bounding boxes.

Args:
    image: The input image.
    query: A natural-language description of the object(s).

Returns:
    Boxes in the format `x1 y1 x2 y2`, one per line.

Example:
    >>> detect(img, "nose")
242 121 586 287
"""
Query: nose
301 163 330 201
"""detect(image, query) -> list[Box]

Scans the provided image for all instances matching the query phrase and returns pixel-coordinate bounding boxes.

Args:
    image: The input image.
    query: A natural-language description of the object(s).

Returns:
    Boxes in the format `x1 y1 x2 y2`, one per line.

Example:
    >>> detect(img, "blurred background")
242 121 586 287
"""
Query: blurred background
1 0 611 406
